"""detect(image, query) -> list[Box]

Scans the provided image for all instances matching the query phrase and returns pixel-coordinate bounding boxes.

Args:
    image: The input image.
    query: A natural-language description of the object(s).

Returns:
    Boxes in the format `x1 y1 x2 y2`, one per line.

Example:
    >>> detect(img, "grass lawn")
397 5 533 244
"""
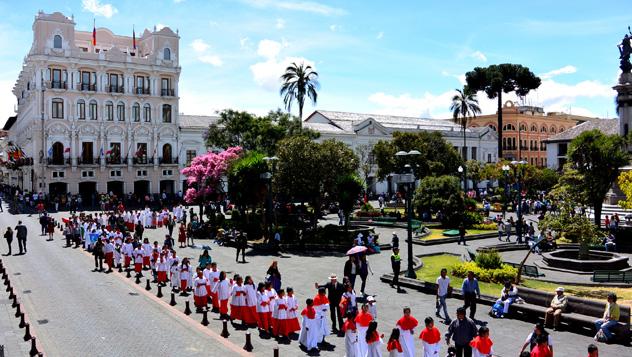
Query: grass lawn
422 228 497 240
416 254 632 306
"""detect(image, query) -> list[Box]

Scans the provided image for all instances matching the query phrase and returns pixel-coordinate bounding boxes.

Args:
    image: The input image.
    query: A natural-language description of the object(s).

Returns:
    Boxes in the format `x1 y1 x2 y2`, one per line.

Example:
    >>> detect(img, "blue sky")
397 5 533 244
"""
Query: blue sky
0 0 629 122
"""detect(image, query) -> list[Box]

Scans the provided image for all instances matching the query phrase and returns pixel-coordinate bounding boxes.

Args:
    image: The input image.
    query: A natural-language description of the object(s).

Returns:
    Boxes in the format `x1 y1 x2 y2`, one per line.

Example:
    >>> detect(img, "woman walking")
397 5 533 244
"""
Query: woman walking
266 261 282 292
178 224 186 248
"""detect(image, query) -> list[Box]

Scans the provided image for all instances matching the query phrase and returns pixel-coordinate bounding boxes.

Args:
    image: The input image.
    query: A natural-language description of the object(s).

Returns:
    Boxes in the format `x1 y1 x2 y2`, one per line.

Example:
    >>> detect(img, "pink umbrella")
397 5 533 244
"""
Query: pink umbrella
346 246 368 256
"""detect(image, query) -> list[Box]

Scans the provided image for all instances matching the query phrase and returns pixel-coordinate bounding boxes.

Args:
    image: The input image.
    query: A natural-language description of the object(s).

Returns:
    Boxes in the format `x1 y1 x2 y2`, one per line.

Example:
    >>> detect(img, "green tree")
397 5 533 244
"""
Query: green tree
355 144 373 191
413 175 465 226
227 151 269 237
465 64 541 159
617 171 632 209
280 62 319 130
465 160 482 198
336 174 364 232
451 88 481 190
372 131 462 181
566 129 629 226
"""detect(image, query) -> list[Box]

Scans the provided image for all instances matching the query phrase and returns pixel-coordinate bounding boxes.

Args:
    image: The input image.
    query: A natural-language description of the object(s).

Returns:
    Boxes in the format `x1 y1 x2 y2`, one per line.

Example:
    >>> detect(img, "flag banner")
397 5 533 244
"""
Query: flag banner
92 19 96 46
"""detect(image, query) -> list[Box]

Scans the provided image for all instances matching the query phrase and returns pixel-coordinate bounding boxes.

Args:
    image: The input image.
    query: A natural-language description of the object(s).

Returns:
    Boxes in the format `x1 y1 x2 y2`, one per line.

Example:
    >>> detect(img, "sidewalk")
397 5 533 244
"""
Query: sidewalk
0 259 30 357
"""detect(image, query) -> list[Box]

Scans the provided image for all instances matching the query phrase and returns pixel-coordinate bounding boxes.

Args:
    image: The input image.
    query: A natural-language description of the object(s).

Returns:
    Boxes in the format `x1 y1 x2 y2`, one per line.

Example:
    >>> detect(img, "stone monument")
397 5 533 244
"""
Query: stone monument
615 28 632 138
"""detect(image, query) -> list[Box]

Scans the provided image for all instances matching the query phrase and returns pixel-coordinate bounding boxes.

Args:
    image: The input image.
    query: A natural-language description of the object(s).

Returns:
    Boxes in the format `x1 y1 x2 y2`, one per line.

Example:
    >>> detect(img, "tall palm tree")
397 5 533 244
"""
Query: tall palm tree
280 62 319 131
450 88 481 192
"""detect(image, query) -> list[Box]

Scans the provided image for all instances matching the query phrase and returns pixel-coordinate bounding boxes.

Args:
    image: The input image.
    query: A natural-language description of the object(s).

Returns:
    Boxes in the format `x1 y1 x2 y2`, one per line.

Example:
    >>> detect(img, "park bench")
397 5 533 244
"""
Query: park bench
505 262 545 278
375 216 397 223
508 286 631 344
593 270 632 283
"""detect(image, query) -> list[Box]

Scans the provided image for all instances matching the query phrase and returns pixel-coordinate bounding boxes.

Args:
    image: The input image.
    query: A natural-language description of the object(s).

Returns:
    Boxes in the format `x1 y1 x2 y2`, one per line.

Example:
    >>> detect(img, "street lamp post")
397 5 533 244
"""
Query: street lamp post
262 156 278 241
501 164 510 219
511 160 527 243
395 150 420 278
458 165 465 196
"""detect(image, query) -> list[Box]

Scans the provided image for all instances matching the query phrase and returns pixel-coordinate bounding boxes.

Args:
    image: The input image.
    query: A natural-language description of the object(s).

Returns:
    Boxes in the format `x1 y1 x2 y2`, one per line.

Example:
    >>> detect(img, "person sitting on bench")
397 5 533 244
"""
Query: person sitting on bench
594 293 620 342
544 287 567 330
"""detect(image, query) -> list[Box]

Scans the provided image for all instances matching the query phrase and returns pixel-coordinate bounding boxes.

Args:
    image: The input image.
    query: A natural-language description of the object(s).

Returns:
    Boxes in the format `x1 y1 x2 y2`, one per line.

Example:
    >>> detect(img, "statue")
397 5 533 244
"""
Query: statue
618 27 632 73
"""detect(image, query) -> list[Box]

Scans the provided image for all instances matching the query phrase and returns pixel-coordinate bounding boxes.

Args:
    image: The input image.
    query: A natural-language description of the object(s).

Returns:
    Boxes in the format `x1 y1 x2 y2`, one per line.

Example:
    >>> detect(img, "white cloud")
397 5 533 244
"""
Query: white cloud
540 65 577 79
174 0 185 3
81 0 118 18
441 71 466 86
156 23 166 31
376 31 384 40
190 39 209 53
329 24 340 32
470 50 487 62
276 18 286 29
250 39 315 91
199 55 223 67
241 0 346 16
0 80 16 125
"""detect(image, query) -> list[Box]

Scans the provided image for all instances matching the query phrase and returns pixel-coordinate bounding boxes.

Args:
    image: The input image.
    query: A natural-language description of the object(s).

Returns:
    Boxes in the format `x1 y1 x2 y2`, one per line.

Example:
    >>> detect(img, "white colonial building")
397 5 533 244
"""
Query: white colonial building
303 110 498 194
7 11 189 204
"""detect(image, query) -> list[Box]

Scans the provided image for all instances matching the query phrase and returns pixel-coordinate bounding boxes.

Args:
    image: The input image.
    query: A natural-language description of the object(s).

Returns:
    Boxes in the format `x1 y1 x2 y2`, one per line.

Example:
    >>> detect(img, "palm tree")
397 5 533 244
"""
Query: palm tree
280 62 319 131
450 88 481 192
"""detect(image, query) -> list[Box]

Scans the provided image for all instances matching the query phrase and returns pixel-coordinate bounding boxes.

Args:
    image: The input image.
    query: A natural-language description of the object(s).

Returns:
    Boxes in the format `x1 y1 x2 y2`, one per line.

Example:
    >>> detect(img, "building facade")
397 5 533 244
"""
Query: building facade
468 101 596 167
303 110 498 194
8 11 183 204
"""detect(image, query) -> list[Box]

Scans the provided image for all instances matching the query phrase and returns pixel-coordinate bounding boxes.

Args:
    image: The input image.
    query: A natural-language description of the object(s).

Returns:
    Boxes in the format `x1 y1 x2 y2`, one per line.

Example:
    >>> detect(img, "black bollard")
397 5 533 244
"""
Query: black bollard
157 285 163 298
273 346 279 357
169 292 177 306
201 310 209 326
6 281 11 292
23 322 32 341
135 275 141 285
145 279 151 291
12 295 18 308
19 312 25 328
30 337 39 356
118 264 123 273
15 303 21 318
243 331 253 352
126 269 132 278
221 319 230 338
184 301 191 315
9 286 15 299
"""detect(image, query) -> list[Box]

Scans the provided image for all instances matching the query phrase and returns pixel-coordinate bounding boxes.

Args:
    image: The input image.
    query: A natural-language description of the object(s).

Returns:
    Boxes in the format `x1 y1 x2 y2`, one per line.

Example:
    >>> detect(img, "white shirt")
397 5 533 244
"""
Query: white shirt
436 276 450 296
525 332 553 347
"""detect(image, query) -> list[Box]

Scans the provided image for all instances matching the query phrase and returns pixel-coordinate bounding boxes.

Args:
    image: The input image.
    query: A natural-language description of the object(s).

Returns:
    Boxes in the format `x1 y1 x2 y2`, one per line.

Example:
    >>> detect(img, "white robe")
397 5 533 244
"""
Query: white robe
421 341 440 357
345 329 360 357
298 315 319 350
367 337 383 357
357 326 369 357
398 328 415 357
315 303 330 339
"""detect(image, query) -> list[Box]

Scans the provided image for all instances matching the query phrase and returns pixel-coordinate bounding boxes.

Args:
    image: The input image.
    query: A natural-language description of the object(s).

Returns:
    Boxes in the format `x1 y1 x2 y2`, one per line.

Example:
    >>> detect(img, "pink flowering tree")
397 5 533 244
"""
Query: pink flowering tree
180 147 242 210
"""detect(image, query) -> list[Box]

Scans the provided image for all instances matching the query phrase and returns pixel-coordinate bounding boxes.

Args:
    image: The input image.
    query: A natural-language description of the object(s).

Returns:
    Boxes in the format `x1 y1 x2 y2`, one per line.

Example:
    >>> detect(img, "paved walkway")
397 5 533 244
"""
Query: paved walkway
0 208 629 356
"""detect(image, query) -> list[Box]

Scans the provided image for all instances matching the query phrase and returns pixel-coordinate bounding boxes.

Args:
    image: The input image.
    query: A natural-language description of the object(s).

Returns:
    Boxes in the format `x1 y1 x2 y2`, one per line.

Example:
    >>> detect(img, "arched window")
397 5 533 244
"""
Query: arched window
519 124 527 132
164 48 171 60
77 99 86 119
105 101 114 121
487 124 496 131
89 100 98 120
559 127 565 132
550 126 556 134
53 35 62 49
52 98 64 118
117 102 125 121
540 126 547 133
502 123 516 131
531 125 537 132
132 103 140 122
162 143 172 164
143 103 151 122
162 104 172 123
51 142 64 165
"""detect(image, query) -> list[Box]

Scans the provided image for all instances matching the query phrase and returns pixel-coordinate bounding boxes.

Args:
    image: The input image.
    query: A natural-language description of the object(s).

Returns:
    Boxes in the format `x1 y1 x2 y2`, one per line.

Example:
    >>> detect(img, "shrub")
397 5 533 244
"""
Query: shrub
475 250 503 270
451 261 517 284
472 223 497 230
463 211 483 227
355 210 382 218
360 203 375 212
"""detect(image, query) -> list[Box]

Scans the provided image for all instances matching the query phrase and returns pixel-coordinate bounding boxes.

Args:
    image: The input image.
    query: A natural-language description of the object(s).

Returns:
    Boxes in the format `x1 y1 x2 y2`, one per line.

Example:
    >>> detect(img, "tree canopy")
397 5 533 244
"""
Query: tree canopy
181 147 242 204
279 62 320 126
413 175 465 226
372 131 462 181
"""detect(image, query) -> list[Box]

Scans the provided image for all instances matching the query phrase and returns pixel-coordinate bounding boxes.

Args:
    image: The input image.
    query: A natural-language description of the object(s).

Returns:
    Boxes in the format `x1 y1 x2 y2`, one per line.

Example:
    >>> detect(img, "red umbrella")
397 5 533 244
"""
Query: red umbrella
346 246 368 256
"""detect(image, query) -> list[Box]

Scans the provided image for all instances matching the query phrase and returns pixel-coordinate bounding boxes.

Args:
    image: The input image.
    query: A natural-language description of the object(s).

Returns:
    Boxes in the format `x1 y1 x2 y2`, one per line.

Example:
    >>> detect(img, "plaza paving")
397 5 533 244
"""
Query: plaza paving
0 207 630 356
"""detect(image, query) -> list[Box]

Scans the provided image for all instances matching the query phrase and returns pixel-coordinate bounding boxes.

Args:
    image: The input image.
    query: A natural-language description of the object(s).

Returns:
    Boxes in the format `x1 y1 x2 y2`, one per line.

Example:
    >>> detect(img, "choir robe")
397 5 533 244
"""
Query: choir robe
170 264 180 289
230 284 248 321
244 284 258 325
367 331 383 357
265 288 277 326
298 306 319 351
122 243 134 267
272 297 291 337
215 280 232 315
419 326 441 357
313 294 330 340
396 315 419 357
203 269 212 296
104 242 115 268
141 243 152 266
470 336 493 357
156 258 169 283
286 295 301 333
387 339 403 357
256 291 271 330
193 276 210 308
342 319 360 357
133 249 144 273
179 265 191 291
209 270 220 309
355 311 374 357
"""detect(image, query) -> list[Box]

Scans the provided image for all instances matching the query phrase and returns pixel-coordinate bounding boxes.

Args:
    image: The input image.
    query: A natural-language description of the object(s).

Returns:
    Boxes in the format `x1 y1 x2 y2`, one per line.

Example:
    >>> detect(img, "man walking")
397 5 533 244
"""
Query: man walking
315 274 345 334
461 271 480 320
445 307 478 357
4 227 13 255
15 220 28 255
436 268 451 323
390 247 402 291
235 232 247 263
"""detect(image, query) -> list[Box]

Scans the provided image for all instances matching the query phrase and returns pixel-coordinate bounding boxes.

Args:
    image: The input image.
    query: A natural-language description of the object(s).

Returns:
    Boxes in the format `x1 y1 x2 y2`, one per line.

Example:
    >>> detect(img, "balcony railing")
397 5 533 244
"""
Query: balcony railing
77 157 99 165
106 157 125 165
80 83 96 91
159 157 178 165
135 87 151 95
47 81 67 89
161 88 175 97
47 157 71 166
133 157 154 165
108 85 124 93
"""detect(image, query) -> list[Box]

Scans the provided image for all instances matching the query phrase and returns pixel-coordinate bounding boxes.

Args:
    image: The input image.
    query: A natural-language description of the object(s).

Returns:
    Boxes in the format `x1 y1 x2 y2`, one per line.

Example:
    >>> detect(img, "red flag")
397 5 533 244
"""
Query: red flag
132 26 136 49
92 19 96 46
64 147 71 153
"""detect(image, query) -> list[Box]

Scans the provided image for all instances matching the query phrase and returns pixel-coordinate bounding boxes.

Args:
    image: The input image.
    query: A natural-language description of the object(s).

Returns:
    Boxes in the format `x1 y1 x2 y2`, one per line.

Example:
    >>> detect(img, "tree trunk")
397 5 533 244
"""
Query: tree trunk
515 246 534 285
594 201 603 227
463 126 468 193
298 103 303 133
497 93 503 160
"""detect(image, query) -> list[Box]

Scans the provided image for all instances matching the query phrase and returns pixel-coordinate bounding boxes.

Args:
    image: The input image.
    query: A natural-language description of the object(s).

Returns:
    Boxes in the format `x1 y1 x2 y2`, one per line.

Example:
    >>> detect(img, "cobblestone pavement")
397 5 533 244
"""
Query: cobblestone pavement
1 208 629 356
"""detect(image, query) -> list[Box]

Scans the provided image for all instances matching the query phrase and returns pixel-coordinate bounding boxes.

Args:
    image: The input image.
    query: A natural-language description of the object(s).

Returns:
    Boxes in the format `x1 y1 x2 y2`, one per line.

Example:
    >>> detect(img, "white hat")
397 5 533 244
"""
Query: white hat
367 296 376 302
555 287 564 292
329 273 337 280
392 232 397 235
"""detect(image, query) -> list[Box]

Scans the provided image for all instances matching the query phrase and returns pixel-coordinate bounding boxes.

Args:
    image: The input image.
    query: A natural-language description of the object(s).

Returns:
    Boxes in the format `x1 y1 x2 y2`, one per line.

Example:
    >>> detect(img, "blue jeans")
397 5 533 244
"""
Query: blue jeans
437 294 450 321
595 319 618 340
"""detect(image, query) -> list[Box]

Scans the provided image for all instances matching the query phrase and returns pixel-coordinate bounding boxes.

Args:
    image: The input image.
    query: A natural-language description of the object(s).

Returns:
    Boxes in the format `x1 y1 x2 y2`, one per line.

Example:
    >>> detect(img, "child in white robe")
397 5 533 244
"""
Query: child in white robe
298 298 319 352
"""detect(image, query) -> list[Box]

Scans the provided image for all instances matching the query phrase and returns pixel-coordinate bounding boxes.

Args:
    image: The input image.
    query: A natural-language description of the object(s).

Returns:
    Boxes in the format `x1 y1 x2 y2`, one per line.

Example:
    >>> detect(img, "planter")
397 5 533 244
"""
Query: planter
542 249 630 272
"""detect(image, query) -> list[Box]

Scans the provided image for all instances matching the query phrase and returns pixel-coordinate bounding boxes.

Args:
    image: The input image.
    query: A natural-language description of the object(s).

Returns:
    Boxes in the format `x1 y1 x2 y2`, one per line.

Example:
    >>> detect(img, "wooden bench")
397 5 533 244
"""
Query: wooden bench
509 286 631 344
593 270 632 283
505 262 544 277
